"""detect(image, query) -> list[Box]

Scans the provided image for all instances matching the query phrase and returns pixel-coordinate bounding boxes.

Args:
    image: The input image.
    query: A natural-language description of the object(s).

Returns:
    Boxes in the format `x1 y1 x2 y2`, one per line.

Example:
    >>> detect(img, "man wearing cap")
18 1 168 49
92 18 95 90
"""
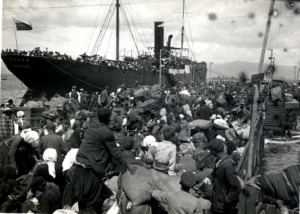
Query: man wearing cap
100 86 109 107
69 86 81 104
74 108 136 212
39 123 66 164
151 170 211 214
238 101 251 124
197 100 212 120
0 108 15 141
208 139 241 214
79 88 87 109
118 84 128 101
7 99 16 109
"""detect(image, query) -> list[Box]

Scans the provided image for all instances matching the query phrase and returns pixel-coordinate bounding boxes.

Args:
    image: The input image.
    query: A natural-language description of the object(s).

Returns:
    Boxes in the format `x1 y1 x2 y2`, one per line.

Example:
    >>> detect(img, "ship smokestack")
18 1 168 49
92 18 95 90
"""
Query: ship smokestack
154 22 164 59
167 34 173 53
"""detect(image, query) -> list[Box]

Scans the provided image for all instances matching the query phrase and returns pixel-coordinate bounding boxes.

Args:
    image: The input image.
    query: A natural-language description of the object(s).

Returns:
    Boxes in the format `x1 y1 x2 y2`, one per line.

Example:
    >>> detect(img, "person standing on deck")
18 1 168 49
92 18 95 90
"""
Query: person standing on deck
208 139 241 214
73 108 137 213
100 86 109 107
39 123 66 165
69 86 81 104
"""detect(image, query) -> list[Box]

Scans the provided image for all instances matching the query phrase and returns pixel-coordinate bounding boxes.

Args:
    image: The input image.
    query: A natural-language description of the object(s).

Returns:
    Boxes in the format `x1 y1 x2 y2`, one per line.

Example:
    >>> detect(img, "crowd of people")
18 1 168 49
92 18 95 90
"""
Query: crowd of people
0 80 298 214
2 48 205 75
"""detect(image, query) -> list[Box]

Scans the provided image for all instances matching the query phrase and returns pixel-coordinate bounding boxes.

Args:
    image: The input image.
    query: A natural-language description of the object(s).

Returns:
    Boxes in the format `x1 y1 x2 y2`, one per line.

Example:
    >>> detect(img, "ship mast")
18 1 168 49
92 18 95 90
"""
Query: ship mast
181 0 185 49
258 0 275 73
116 0 120 61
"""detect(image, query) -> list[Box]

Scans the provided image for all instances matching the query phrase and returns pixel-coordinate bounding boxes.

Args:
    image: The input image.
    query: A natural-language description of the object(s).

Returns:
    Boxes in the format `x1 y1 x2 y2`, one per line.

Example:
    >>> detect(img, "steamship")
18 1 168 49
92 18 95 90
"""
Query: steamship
1 1 207 98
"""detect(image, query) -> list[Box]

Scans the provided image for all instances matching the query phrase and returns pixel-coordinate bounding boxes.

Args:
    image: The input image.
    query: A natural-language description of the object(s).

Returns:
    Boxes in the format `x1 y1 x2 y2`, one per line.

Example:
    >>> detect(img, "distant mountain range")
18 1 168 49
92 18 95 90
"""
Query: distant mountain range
208 61 296 82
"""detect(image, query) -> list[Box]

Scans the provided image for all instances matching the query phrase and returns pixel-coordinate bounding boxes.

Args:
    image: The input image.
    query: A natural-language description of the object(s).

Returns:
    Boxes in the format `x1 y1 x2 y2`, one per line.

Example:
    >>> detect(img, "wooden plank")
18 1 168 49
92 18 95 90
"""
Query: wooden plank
247 84 259 180
237 140 250 173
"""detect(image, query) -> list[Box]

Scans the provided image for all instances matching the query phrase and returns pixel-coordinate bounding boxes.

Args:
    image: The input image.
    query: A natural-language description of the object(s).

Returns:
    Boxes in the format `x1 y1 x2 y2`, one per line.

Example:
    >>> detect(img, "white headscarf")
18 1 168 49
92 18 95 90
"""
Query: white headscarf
62 149 79 172
70 119 75 129
216 135 226 142
43 148 57 178
20 128 39 146
142 135 158 147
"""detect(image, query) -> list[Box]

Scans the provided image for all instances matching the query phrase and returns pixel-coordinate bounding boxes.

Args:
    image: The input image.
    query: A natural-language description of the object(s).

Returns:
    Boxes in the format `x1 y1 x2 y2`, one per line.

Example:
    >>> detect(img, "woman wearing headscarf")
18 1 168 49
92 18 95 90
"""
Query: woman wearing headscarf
61 149 80 208
0 128 39 178
34 148 64 194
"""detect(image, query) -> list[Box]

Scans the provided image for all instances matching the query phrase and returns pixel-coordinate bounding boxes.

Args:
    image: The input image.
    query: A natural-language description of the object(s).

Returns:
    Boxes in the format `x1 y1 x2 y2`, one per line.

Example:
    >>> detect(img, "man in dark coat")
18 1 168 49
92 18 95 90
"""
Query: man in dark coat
198 100 212 120
39 123 66 164
100 86 109 107
208 139 241 214
74 108 136 213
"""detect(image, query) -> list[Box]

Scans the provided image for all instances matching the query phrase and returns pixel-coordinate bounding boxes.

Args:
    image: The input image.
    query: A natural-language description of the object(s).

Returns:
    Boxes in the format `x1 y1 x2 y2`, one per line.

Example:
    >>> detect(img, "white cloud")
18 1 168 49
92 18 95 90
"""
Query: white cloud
2 0 300 66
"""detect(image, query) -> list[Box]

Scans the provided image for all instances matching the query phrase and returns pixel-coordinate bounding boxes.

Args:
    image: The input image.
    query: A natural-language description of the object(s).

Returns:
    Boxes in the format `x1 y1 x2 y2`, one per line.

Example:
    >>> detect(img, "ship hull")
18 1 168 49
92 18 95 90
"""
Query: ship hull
1 55 174 98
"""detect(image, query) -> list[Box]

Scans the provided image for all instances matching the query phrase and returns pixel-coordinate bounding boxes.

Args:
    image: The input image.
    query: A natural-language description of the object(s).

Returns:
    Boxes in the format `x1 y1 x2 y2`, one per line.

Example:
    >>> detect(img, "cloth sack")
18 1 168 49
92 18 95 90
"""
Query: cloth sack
151 169 181 193
213 119 229 130
258 172 298 207
122 165 154 206
189 119 213 130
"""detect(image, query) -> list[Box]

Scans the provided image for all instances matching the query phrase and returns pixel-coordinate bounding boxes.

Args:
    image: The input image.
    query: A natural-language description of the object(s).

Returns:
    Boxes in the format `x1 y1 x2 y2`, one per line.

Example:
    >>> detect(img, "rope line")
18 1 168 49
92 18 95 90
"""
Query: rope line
87 0 103 54
45 58 103 90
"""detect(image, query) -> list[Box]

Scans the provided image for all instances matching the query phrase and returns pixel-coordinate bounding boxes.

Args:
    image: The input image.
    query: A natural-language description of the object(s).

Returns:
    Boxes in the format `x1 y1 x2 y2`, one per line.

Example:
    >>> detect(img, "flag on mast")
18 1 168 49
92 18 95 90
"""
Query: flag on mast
14 19 33 31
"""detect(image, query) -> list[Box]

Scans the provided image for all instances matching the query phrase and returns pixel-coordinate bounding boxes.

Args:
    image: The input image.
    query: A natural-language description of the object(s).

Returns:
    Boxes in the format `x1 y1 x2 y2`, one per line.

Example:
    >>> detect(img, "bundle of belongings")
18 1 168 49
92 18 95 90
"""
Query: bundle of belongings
237 164 300 214
118 165 212 214
256 164 300 214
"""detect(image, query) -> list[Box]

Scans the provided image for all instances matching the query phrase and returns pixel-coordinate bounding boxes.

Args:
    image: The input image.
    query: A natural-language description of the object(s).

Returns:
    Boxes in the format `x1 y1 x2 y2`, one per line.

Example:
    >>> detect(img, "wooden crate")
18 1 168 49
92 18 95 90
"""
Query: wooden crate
265 101 284 130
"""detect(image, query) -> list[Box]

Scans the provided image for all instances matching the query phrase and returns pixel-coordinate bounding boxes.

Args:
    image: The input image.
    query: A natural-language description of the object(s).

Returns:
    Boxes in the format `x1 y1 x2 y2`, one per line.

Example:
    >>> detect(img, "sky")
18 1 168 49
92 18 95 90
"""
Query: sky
1 0 300 68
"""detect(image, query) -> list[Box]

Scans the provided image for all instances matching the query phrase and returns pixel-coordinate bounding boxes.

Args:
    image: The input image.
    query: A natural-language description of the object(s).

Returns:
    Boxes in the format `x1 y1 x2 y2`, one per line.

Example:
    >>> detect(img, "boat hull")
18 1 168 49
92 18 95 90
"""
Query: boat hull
1 55 174 97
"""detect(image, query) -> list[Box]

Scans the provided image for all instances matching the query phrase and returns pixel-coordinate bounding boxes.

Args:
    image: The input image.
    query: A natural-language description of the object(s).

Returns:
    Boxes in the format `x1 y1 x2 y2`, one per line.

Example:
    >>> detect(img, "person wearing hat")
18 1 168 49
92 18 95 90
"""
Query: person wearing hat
238 100 251 124
100 86 109 107
151 170 211 214
39 122 66 164
69 86 81 104
7 99 16 109
79 88 87 110
208 139 241 214
197 100 212 120
0 108 15 141
74 107 137 213
118 84 128 101
117 136 144 171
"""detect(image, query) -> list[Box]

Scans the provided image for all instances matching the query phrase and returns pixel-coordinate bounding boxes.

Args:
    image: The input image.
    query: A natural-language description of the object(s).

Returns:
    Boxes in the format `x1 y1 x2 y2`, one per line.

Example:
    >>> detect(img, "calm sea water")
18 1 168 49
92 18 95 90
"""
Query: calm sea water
1 73 28 106
262 142 300 174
